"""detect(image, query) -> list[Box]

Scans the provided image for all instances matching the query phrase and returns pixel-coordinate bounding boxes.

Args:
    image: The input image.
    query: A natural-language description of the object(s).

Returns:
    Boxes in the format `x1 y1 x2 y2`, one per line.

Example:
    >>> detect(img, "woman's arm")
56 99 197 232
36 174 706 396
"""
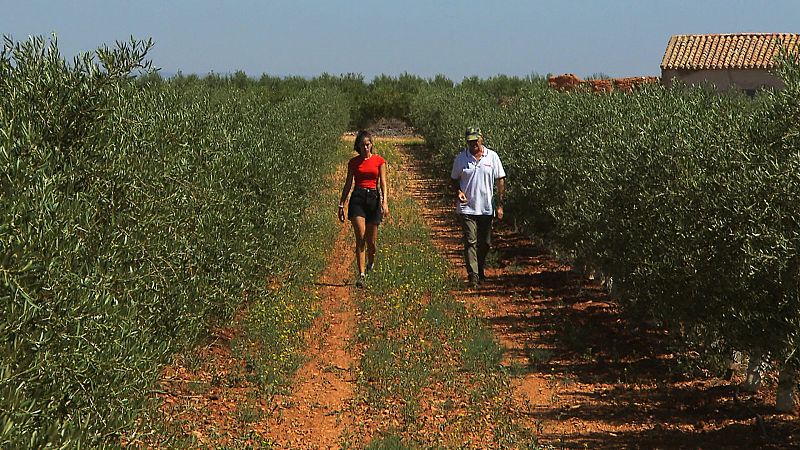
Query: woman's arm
338 166 354 222
379 162 389 215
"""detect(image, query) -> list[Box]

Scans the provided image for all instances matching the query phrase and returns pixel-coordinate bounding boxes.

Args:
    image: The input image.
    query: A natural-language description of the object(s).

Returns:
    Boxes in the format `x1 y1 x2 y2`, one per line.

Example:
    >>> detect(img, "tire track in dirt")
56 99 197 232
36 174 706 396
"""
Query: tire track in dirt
399 142 799 449
264 171 359 449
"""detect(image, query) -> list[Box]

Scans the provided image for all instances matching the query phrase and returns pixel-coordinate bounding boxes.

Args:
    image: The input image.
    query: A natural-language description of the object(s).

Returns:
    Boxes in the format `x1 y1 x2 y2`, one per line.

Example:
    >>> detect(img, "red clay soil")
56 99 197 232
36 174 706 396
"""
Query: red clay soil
261 221 360 448
400 141 800 449
154 165 363 449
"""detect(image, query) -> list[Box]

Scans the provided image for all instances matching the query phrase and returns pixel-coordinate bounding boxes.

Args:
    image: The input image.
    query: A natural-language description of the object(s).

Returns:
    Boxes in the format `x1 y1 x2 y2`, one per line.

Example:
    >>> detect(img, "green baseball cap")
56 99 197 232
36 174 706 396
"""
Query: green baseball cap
465 127 482 141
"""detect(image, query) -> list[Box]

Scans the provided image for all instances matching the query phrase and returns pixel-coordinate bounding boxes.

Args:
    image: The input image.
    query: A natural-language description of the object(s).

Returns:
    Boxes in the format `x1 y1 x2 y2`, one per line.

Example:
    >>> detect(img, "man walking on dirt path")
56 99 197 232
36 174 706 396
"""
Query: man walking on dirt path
450 127 506 288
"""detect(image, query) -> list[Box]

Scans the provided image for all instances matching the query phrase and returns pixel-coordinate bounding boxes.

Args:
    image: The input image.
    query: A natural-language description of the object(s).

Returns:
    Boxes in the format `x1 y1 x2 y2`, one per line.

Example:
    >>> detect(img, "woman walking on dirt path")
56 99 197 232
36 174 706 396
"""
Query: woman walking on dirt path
338 130 389 288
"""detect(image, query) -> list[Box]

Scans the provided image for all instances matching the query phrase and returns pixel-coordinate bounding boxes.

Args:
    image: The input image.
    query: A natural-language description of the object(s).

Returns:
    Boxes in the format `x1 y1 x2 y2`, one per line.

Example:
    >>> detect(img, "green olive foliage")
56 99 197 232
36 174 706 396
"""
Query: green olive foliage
409 56 800 374
0 36 348 447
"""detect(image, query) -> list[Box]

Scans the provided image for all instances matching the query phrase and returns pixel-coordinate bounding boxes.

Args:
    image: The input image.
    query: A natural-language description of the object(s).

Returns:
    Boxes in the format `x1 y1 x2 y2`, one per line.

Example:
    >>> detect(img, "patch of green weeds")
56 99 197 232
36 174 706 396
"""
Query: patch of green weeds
401 398 421 426
527 345 555 368
235 403 263 424
351 139 535 447
505 261 525 274
493 415 540 449
557 371 577 387
181 350 204 372
422 297 449 328
186 380 210 395
365 434 417 450
462 328 504 372
581 346 595 362
559 322 591 352
485 248 503 269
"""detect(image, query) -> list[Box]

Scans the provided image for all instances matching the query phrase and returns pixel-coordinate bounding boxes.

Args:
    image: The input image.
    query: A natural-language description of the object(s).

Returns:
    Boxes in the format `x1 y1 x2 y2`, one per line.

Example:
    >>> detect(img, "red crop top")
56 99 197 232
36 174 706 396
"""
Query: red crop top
348 154 385 189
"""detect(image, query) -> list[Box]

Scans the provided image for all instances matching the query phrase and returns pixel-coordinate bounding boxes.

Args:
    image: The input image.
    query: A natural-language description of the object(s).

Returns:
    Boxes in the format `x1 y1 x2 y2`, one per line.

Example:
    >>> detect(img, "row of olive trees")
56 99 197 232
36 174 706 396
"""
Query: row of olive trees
0 36 348 448
409 56 800 400
145 68 546 130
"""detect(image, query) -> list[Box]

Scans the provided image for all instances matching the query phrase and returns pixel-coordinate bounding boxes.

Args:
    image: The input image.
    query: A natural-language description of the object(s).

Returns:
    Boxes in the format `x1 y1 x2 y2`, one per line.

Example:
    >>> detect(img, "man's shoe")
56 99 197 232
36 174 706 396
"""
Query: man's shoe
468 273 479 288
355 273 366 288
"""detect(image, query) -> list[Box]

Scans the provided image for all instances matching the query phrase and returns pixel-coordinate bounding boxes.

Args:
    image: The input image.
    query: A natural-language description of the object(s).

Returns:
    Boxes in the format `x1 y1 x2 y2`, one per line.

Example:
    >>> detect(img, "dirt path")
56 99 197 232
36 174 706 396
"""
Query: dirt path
399 141 799 449
156 137 796 449
154 158 361 449
263 221 358 448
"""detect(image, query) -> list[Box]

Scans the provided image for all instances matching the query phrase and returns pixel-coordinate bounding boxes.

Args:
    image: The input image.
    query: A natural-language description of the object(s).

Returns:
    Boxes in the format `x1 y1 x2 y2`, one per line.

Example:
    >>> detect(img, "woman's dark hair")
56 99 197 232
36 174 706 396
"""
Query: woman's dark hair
353 130 373 153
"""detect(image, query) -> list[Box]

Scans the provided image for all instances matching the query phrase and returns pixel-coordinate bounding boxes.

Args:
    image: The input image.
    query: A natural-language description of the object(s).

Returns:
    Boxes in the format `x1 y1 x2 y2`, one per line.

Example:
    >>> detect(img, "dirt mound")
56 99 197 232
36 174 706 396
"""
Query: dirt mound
363 118 418 137
547 73 583 90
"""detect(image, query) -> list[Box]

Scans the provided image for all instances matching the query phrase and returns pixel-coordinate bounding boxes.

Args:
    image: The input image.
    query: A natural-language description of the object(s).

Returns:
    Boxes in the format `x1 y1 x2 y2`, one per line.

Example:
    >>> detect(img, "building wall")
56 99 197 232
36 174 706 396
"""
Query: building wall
662 69 785 92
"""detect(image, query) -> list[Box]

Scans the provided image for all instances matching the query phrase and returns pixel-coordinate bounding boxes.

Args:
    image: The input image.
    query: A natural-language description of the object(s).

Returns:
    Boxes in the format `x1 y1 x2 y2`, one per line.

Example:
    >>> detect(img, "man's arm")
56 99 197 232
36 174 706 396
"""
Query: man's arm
495 177 506 220
452 178 467 204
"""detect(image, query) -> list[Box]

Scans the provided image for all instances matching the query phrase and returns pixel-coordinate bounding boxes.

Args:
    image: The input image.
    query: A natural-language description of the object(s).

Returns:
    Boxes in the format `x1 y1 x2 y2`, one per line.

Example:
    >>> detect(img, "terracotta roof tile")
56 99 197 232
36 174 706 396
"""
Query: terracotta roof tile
661 33 800 70
752 37 765 69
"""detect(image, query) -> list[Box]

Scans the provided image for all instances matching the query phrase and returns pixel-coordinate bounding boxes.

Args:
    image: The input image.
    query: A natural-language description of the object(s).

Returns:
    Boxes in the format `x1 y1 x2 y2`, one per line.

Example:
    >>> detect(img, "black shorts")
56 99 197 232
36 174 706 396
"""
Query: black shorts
348 187 383 224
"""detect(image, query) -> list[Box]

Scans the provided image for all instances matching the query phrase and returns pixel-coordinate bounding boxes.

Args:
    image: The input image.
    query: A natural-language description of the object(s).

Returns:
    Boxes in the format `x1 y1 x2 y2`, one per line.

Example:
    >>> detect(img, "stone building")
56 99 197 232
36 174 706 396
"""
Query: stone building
661 33 800 93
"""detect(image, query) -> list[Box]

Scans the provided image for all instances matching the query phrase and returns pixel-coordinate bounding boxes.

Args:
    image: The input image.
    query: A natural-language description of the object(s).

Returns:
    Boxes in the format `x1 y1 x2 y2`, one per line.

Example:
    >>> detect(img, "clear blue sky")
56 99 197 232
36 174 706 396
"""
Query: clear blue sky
3 0 799 81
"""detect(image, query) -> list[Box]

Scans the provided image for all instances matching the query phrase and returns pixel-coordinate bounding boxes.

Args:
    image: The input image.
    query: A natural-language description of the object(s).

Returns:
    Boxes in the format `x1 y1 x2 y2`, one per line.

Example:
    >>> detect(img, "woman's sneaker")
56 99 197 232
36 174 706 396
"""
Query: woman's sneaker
355 273 366 288
366 262 375 274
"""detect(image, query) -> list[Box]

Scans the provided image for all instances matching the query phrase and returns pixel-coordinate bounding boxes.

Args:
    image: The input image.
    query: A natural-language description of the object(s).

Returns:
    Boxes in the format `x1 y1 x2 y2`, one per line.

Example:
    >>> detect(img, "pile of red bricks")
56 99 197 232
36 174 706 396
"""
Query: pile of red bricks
613 76 661 92
547 74 660 93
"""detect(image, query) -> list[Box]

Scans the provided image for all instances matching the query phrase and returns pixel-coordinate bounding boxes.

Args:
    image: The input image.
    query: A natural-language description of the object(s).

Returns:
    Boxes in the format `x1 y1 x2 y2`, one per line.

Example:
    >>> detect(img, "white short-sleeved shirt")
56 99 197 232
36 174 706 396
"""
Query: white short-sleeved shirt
450 146 506 216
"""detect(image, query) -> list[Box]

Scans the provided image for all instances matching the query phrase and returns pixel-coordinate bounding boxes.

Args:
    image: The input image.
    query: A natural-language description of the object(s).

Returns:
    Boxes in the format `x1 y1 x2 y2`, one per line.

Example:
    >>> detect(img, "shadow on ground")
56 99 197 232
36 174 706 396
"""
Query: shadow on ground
402 141 800 449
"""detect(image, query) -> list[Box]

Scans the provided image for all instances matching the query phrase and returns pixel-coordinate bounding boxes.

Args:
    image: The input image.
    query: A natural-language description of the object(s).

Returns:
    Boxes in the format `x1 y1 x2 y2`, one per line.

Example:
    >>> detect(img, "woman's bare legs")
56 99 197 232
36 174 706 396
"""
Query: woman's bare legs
350 216 367 276
365 223 379 271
